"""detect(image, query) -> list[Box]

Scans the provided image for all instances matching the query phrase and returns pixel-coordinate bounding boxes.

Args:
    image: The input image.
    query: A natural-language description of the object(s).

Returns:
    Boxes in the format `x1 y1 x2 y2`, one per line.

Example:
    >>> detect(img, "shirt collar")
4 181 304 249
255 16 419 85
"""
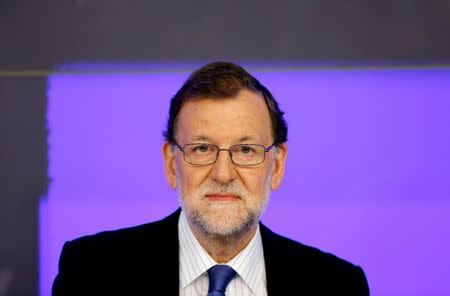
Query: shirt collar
178 210 265 293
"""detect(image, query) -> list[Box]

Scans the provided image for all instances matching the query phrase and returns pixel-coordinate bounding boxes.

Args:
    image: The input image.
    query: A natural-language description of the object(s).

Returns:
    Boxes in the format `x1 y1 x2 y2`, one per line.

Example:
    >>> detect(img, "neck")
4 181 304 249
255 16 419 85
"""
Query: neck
188 221 258 263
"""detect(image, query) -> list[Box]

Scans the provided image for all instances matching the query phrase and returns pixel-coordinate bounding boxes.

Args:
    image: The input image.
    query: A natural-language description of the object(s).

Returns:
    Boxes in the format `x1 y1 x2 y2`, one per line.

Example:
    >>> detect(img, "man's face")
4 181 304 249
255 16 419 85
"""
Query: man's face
163 90 287 238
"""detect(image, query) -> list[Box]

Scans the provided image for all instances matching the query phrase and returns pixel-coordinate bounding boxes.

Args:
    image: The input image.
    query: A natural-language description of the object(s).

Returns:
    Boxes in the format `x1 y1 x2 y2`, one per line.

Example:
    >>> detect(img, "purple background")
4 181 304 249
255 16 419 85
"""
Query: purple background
40 67 450 295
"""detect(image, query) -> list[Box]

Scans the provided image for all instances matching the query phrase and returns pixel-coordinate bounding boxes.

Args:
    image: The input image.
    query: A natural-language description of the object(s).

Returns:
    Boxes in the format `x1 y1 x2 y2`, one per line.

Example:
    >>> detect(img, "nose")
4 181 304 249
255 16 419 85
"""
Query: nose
209 149 236 184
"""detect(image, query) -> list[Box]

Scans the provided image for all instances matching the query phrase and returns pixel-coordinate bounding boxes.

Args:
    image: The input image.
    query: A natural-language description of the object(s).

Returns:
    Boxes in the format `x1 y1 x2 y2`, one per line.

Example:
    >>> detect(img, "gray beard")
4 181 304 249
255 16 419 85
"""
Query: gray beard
188 206 258 241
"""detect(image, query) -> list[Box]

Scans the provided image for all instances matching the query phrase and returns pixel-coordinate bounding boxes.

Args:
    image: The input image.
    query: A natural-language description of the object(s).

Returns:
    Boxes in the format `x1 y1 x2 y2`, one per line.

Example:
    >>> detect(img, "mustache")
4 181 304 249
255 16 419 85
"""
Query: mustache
197 182 249 198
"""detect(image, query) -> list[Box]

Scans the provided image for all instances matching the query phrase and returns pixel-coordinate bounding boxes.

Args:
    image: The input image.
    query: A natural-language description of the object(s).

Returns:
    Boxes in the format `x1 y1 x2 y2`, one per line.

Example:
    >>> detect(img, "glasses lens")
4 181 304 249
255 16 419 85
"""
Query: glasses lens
230 144 265 165
184 144 218 164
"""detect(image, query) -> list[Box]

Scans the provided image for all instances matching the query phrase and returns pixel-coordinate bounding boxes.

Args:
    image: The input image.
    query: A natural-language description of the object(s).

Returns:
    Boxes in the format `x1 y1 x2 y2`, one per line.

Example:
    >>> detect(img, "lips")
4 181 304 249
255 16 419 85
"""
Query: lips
205 193 240 201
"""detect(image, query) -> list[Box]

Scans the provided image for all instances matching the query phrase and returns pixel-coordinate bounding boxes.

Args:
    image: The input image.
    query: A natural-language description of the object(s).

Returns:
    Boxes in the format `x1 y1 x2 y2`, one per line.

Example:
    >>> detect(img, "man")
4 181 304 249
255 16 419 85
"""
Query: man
52 62 370 295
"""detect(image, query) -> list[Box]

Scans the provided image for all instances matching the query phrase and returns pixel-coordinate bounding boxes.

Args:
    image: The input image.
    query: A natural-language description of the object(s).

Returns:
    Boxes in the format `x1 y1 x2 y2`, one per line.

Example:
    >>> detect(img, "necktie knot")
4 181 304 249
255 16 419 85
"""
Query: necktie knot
207 265 237 296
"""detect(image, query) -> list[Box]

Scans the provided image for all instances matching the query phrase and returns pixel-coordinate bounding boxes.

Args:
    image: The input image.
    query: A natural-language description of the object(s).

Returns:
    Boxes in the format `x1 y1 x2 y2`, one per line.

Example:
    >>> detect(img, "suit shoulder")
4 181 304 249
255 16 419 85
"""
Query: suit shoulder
261 224 370 295
261 224 362 272
53 211 181 294
70 219 158 247
64 210 179 256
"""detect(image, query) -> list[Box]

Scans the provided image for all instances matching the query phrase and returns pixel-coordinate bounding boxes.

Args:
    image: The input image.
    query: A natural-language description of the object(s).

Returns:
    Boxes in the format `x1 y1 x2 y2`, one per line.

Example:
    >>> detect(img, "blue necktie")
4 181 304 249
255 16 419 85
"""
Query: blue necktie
207 265 237 296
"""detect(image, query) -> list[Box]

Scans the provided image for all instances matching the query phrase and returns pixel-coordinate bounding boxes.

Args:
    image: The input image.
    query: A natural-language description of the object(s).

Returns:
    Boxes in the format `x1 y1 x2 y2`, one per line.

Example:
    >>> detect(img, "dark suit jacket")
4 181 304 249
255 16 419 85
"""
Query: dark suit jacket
52 208 369 295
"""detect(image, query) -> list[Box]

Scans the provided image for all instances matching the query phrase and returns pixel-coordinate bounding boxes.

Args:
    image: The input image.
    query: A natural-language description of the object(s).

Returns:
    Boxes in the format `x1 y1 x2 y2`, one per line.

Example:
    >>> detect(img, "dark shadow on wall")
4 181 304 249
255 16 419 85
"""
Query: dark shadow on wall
0 77 48 296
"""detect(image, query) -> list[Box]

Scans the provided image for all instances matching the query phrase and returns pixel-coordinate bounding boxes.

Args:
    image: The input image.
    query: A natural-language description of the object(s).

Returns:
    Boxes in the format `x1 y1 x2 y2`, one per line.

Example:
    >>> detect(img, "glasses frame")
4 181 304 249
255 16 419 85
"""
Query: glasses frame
173 142 275 166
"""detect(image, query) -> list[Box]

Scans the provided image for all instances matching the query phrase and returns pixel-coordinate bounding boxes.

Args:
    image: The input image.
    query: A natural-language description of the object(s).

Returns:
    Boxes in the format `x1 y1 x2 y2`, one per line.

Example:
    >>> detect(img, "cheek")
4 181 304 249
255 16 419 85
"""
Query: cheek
178 165 211 194
240 168 272 196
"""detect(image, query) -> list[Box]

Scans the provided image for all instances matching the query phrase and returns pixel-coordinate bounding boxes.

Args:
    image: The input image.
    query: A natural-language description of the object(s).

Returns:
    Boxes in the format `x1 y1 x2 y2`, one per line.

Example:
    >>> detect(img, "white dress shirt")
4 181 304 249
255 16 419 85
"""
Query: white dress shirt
178 211 268 296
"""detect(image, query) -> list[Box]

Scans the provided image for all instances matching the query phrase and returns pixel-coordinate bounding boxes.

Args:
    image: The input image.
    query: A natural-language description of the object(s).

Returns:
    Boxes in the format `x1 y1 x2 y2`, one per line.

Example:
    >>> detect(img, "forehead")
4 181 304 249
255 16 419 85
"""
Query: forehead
176 90 273 144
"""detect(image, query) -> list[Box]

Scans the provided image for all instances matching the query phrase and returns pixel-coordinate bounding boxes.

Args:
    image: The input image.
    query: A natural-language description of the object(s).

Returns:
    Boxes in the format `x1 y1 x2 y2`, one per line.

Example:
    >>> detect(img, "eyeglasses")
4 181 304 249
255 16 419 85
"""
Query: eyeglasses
174 142 275 166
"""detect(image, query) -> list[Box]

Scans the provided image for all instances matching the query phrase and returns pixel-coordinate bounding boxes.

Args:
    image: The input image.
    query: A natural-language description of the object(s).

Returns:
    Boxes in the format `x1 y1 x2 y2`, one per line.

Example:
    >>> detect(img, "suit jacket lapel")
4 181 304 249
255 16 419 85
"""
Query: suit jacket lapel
141 208 181 295
260 223 288 295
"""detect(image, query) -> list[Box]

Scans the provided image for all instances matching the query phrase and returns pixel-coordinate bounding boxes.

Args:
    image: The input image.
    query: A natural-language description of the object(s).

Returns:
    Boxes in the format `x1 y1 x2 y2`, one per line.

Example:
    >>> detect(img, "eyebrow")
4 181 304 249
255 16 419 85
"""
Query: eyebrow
192 135 211 142
238 136 257 142
191 135 258 143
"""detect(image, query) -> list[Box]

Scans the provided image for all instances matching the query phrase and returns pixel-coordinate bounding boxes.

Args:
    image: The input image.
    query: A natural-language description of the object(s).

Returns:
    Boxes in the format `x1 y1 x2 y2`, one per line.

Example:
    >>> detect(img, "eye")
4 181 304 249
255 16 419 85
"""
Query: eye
239 145 254 154
192 144 212 154
197 145 209 153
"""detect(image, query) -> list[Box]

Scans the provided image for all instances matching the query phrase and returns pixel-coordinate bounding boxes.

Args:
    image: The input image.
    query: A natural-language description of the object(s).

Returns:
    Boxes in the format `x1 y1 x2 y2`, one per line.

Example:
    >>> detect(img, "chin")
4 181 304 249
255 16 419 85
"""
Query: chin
191 201 258 237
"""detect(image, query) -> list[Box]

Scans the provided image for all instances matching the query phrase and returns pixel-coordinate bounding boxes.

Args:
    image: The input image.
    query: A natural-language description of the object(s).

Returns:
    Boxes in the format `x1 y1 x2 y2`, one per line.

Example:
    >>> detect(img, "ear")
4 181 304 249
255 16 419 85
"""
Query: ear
271 143 287 190
162 142 177 189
